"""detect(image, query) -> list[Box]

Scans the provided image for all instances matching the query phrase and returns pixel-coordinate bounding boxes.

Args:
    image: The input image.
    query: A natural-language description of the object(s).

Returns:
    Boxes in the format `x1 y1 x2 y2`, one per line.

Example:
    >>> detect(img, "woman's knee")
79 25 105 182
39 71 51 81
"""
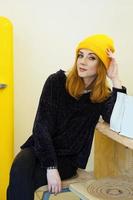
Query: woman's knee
9 148 36 179
57 156 78 180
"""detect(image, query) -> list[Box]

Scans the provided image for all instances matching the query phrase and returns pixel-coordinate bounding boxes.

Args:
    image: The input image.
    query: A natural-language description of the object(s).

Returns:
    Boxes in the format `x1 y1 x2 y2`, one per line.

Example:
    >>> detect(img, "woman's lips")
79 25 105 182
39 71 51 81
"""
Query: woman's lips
79 67 87 72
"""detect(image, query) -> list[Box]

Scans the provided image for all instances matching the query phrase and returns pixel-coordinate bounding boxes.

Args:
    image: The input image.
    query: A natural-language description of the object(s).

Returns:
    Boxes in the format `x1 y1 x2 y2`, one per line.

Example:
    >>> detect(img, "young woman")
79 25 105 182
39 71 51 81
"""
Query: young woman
7 34 127 200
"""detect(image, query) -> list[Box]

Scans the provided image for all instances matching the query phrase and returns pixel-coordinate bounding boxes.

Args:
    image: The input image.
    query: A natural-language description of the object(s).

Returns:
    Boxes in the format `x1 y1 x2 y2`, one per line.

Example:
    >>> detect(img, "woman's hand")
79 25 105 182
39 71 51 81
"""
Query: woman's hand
106 48 122 89
106 48 119 80
46 168 62 195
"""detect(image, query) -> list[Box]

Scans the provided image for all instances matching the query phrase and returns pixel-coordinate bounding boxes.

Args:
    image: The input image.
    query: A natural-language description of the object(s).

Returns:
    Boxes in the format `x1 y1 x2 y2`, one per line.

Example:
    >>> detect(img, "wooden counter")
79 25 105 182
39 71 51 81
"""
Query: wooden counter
94 121 133 178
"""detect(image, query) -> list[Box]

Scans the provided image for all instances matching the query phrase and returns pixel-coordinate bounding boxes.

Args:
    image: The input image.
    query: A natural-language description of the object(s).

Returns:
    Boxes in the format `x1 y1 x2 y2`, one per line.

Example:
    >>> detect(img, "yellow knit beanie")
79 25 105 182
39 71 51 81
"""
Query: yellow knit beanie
75 34 115 69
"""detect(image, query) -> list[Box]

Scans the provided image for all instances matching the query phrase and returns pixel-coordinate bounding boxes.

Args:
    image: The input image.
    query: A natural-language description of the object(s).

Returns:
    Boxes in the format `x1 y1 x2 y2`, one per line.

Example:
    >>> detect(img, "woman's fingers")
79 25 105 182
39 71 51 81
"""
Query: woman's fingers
48 183 62 195
49 184 59 194
54 185 58 195
48 183 51 192
58 181 62 193
106 48 115 59
53 183 62 195
52 185 55 193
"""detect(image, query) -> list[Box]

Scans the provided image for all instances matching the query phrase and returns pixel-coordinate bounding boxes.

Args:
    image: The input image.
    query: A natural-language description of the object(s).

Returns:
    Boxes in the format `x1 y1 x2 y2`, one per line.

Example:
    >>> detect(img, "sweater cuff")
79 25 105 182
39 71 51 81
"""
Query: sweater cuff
40 159 58 169
46 166 58 170
112 86 127 94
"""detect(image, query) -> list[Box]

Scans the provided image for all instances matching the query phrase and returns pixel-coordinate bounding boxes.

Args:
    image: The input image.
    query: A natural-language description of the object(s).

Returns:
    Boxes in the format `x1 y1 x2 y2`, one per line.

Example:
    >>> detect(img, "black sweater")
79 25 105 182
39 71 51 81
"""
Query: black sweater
20 69 127 169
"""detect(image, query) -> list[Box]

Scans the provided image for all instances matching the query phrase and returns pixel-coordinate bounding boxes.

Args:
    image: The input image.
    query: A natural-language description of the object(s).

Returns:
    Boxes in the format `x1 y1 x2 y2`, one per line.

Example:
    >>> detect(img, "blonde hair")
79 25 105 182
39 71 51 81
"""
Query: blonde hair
65 56 111 103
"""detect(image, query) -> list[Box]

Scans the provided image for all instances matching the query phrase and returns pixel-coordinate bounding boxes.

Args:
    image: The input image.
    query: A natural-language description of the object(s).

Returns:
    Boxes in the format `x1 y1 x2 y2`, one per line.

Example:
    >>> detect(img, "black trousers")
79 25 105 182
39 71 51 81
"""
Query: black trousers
7 147 78 200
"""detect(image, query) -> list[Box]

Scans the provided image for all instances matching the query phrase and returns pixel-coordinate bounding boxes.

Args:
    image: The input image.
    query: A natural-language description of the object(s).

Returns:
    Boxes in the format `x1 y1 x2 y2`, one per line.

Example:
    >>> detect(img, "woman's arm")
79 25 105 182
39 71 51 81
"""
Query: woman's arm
100 85 127 123
32 73 58 169
100 49 127 123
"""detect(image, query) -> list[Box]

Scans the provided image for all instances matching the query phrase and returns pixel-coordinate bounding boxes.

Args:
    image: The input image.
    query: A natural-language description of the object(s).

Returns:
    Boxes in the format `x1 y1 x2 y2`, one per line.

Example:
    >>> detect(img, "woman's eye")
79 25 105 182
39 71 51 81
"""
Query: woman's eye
89 57 95 60
77 54 96 60
77 54 82 58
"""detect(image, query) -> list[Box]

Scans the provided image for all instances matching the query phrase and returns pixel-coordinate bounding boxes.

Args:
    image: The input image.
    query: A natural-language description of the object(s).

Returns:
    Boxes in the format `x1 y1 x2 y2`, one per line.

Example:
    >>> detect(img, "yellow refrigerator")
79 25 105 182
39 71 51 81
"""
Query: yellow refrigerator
0 16 14 200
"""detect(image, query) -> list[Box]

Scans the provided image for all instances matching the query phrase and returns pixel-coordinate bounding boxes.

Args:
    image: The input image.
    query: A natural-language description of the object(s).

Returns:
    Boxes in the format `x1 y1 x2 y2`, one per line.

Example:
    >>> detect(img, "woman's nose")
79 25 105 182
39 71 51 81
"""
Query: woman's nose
81 56 88 65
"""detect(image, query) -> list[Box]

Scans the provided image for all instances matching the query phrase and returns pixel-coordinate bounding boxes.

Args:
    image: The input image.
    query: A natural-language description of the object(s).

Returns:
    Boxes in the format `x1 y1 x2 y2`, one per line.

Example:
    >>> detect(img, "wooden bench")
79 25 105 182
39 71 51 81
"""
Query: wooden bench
34 169 95 200
69 175 133 200
69 121 133 200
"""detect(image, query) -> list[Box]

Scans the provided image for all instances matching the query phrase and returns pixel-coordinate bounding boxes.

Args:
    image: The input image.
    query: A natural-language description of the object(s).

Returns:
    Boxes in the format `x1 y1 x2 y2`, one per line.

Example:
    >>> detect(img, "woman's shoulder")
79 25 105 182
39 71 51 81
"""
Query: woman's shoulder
46 68 66 81
43 68 67 91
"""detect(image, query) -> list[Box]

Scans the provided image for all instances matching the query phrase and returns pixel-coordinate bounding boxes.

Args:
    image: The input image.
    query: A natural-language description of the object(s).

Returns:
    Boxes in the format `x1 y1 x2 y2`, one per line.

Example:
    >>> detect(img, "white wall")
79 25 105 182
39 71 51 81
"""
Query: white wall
0 0 133 171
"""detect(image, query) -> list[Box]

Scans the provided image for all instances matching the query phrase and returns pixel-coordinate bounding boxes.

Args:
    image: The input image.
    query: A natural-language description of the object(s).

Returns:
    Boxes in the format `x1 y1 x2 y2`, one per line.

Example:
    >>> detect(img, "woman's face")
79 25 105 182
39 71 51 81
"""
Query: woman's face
76 48 100 78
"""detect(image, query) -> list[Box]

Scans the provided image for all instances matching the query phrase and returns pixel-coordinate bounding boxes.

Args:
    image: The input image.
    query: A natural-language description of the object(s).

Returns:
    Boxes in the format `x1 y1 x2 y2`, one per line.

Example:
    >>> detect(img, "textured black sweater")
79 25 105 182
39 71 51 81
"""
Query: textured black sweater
20 69 127 169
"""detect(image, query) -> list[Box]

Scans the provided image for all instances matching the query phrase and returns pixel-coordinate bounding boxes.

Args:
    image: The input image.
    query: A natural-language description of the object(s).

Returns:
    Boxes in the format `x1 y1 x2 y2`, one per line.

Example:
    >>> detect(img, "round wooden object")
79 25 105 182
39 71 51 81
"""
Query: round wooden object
86 177 133 200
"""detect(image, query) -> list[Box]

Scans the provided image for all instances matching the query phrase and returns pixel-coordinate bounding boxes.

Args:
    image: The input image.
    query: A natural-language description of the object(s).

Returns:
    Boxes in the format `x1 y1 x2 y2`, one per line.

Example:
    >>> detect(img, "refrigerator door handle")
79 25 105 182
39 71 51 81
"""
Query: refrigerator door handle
0 83 7 89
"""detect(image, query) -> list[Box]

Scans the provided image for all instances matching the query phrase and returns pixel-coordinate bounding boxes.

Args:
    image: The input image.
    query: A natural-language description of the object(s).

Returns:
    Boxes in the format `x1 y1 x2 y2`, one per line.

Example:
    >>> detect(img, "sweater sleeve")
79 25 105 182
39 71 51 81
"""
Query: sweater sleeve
100 86 127 124
32 74 58 169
